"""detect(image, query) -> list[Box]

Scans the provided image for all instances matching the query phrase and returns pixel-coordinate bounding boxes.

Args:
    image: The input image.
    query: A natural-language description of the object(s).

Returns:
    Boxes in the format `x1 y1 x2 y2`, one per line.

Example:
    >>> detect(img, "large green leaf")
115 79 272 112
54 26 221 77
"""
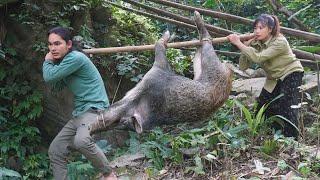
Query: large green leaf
0 167 22 179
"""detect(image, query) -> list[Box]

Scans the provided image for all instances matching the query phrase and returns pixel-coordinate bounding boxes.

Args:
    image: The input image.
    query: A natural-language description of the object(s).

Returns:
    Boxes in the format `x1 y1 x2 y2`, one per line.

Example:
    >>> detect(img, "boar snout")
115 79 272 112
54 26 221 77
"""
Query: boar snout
116 113 144 134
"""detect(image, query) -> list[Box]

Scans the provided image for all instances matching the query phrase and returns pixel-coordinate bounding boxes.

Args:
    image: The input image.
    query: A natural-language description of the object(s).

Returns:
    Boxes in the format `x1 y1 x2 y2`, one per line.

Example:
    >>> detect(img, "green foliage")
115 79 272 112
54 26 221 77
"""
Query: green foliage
202 0 218 9
66 140 112 179
235 100 268 137
0 167 22 180
111 7 158 46
277 159 288 171
0 46 45 178
22 153 50 179
124 102 237 175
78 25 96 49
141 127 173 170
298 162 312 177
279 0 320 34
113 54 145 82
127 131 142 154
0 82 43 159
108 6 159 82
32 42 48 54
295 45 320 54
260 139 278 155
0 49 5 60
166 48 191 75
234 94 289 140
67 161 96 180
185 155 205 175
311 161 320 175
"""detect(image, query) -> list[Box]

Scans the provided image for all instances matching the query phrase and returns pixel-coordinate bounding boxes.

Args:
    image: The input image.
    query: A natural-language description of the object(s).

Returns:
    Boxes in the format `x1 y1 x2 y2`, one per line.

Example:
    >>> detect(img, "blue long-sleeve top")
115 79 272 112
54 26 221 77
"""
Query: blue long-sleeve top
43 51 109 117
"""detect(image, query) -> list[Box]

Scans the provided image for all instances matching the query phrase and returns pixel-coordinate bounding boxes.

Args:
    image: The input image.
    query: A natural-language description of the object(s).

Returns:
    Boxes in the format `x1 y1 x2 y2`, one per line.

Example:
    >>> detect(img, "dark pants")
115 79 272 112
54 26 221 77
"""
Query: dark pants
48 110 112 180
257 72 303 138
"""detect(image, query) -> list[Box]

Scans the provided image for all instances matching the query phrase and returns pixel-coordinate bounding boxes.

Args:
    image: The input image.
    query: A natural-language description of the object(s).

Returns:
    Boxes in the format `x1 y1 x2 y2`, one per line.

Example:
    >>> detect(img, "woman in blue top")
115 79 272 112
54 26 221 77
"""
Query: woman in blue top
43 27 117 180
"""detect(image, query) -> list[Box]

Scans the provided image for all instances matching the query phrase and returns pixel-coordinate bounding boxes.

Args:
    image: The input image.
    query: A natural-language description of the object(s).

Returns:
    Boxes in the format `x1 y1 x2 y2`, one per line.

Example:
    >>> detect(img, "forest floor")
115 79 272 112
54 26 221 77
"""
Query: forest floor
109 88 320 180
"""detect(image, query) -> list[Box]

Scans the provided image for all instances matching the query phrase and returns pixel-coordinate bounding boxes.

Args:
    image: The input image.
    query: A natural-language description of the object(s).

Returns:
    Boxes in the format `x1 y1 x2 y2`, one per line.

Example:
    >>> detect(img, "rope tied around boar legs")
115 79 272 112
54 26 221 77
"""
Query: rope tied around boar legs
158 38 168 47
201 37 212 42
92 111 106 132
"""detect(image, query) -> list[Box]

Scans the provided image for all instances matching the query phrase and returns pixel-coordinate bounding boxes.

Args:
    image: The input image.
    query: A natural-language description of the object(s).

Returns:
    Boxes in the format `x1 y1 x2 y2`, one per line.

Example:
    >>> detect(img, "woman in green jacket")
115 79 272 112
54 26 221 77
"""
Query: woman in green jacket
228 14 304 138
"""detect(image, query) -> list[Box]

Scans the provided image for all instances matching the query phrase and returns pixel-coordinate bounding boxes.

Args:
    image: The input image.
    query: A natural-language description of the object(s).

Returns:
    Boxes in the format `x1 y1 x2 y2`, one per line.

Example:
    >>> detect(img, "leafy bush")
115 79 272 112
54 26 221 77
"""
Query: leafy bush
23 153 50 179
0 41 46 179
107 6 159 82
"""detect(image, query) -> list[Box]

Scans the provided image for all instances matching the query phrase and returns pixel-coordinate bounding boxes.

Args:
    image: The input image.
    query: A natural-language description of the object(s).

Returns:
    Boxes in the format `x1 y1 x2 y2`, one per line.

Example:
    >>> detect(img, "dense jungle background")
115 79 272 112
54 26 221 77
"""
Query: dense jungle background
0 0 319 179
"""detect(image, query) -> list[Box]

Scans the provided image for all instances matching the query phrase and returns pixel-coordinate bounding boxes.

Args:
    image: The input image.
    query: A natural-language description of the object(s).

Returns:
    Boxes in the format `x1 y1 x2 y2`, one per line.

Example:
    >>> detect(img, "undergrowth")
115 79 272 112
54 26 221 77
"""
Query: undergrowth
113 98 320 179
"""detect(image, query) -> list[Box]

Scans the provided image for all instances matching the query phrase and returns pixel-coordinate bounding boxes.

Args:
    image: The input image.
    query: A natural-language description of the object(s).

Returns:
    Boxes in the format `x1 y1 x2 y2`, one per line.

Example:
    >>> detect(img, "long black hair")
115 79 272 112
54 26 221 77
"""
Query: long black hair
253 14 280 37
47 27 83 52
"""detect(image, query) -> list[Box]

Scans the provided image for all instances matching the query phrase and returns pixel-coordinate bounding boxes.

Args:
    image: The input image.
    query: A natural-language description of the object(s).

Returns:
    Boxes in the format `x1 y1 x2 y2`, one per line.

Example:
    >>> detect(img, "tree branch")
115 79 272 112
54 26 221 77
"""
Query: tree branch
266 0 309 32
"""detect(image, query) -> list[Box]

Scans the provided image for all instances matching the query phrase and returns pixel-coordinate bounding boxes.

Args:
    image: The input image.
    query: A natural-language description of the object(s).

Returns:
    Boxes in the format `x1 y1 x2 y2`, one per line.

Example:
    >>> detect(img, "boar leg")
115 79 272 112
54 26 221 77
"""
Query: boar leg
193 11 224 82
89 101 128 134
153 30 172 71
126 31 172 133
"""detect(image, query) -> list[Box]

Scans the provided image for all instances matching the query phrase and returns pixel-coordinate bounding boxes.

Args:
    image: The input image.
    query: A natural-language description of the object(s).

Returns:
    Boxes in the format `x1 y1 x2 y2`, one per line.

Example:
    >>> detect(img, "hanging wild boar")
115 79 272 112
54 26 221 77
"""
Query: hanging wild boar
90 11 233 134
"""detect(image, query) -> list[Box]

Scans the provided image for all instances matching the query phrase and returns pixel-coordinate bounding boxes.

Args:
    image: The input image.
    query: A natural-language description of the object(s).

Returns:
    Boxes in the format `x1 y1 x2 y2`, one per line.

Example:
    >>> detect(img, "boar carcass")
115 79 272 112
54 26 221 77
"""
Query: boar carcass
90 11 233 134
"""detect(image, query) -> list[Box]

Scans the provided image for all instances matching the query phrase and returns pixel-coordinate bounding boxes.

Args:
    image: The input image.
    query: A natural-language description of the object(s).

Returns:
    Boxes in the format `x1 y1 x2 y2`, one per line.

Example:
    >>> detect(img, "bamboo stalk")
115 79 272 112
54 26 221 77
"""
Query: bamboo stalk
148 0 320 42
83 34 254 54
293 49 320 61
122 0 236 35
107 1 223 37
110 0 320 61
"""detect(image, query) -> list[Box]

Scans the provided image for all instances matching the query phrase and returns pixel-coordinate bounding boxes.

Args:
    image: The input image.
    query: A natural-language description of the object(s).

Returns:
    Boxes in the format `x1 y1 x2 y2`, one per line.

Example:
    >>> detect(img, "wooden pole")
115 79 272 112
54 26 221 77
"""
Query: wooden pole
83 34 254 54
107 1 224 37
122 0 236 35
292 49 320 61
108 1 319 62
148 0 320 43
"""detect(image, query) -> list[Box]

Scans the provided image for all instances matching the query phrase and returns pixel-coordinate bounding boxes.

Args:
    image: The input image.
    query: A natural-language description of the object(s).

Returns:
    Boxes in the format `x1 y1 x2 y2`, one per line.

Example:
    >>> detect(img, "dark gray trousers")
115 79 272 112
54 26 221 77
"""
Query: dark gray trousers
48 110 111 180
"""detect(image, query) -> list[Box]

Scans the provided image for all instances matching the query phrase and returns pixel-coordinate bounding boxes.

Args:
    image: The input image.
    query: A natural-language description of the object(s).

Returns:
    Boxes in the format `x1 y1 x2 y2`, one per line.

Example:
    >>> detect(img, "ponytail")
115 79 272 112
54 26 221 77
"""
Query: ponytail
270 15 280 37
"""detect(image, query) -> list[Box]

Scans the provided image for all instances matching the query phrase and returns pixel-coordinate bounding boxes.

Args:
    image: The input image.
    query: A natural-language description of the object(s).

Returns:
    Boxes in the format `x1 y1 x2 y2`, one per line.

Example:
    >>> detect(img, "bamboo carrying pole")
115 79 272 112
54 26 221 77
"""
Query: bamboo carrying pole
83 34 254 55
